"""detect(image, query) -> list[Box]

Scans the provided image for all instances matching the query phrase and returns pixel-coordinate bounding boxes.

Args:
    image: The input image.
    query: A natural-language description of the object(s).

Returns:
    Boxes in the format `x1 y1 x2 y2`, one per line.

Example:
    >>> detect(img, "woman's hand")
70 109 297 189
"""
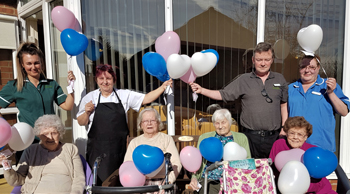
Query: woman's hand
67 71 76 83
161 79 173 91
189 177 199 191
85 101 95 115
326 78 337 94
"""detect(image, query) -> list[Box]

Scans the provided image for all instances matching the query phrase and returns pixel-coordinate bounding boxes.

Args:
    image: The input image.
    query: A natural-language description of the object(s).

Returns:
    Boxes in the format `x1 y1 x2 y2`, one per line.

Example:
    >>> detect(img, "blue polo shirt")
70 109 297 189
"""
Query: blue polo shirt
288 75 350 152
0 76 67 127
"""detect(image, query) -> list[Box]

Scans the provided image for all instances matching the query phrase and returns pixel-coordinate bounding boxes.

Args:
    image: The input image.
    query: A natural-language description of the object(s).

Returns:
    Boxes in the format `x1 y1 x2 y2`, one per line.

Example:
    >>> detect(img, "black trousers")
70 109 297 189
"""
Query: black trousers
242 128 280 159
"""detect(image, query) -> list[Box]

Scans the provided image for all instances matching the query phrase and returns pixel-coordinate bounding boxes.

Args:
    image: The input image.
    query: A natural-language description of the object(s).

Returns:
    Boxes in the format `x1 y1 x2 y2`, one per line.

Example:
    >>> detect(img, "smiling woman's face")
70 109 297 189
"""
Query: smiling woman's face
286 127 308 148
39 127 60 151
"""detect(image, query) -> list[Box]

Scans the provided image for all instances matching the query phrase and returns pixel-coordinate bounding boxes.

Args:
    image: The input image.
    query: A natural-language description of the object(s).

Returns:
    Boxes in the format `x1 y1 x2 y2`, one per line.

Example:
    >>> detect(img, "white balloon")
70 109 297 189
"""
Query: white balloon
166 54 191 79
297 24 323 52
278 161 310 194
191 52 217 77
8 122 35 151
223 142 247 161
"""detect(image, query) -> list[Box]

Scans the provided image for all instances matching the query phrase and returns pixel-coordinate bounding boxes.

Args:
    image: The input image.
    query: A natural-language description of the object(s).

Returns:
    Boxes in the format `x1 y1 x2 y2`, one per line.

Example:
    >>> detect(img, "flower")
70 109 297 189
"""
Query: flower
255 177 263 188
241 184 252 193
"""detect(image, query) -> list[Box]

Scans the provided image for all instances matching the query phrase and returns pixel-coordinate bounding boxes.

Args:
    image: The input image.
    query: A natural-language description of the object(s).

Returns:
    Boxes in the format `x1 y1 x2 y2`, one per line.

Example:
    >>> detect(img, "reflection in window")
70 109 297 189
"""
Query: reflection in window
173 0 258 135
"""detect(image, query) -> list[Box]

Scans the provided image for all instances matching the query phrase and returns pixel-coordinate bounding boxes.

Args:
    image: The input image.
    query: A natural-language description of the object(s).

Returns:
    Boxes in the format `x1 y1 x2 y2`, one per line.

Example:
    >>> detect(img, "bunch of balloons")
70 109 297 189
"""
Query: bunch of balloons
167 49 219 84
275 147 338 194
51 6 88 56
119 145 164 187
0 119 35 151
142 31 219 83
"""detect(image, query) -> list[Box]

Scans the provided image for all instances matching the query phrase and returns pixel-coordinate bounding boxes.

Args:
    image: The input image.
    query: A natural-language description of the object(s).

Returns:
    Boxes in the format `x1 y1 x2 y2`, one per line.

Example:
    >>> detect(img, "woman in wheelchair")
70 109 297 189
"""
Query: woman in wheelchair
123 107 182 193
189 108 251 194
269 116 336 194
0 115 85 194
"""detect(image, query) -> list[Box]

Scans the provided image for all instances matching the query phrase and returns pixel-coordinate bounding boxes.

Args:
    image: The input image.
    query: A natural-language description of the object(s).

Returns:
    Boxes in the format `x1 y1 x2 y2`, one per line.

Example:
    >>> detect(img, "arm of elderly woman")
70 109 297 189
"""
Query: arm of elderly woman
4 148 30 186
166 136 182 184
142 79 172 105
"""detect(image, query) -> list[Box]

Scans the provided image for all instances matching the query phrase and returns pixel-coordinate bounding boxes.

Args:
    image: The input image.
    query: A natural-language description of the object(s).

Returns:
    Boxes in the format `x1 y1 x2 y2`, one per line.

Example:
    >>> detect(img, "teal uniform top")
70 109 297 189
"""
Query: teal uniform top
0 75 67 128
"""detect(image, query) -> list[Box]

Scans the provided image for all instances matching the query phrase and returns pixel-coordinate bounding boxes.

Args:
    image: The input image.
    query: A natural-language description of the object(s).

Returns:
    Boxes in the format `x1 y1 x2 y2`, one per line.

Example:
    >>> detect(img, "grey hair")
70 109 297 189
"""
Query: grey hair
33 115 65 139
137 107 164 131
212 109 232 126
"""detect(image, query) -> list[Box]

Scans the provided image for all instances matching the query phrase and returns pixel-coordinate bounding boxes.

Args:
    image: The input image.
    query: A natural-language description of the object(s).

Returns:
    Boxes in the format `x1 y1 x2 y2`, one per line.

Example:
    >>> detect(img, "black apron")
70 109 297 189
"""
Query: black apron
86 89 129 186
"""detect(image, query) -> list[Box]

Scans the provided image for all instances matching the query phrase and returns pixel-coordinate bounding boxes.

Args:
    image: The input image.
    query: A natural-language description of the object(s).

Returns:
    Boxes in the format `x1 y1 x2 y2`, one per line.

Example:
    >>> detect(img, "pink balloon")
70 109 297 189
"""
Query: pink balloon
275 148 305 172
0 119 12 147
51 6 76 32
155 31 180 61
180 146 202 172
119 161 146 187
180 66 197 84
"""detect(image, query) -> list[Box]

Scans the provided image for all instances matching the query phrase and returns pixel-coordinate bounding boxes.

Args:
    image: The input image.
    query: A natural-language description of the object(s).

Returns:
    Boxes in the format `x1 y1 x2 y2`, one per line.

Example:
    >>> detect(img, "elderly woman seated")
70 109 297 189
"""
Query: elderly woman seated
0 115 85 194
190 108 251 194
124 107 182 190
269 116 336 194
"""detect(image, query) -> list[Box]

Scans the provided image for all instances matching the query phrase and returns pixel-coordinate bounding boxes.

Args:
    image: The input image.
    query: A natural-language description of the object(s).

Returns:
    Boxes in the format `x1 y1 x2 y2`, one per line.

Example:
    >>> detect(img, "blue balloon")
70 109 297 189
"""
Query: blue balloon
199 137 223 162
302 147 338 179
0 146 4 151
85 39 103 61
132 144 164 175
201 49 219 64
156 72 170 82
60 28 88 56
142 52 167 77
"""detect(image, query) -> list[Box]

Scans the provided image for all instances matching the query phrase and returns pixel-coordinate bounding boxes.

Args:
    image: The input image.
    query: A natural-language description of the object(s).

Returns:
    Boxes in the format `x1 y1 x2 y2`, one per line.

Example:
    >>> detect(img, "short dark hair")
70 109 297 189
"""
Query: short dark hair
253 42 275 59
299 54 321 68
95 64 117 83
283 116 313 137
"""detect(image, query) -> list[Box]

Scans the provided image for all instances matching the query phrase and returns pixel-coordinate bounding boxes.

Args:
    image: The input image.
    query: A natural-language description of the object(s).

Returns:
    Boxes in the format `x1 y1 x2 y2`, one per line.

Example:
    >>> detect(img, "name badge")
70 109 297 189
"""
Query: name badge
312 91 321 95
274 84 281 87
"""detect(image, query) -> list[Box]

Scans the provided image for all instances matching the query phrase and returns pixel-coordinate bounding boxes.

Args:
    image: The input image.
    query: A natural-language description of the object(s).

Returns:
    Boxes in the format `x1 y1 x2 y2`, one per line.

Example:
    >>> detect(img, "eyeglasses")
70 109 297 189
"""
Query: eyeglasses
287 131 306 138
40 131 59 138
261 88 273 103
141 120 157 125
299 65 318 72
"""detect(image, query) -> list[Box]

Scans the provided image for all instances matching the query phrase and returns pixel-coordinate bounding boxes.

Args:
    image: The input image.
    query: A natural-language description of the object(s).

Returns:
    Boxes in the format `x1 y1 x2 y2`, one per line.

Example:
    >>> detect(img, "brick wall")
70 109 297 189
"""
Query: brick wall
0 0 17 17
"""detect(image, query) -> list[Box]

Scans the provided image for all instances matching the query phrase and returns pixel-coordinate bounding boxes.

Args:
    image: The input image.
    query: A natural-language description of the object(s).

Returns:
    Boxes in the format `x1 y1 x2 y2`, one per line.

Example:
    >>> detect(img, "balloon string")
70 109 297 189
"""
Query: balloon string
317 58 329 96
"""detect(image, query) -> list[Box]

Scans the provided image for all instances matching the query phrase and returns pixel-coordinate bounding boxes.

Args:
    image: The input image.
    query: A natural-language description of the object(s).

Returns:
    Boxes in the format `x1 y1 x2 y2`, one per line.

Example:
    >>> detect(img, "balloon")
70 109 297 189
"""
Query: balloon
180 146 202 172
155 31 180 61
132 145 164 175
0 146 4 151
297 24 323 52
146 160 164 178
223 142 247 161
199 137 223 162
201 49 219 63
191 52 217 77
166 54 191 79
302 147 338 179
142 52 167 77
119 161 146 187
180 66 197 84
278 161 310 194
85 38 103 61
0 118 12 147
275 148 305 172
273 39 290 60
8 123 35 151
60 28 88 56
156 72 170 82
51 6 76 32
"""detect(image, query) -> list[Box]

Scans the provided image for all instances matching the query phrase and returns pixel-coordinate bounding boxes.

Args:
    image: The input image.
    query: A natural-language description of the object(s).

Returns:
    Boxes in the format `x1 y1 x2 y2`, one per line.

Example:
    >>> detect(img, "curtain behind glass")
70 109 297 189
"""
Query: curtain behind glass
173 0 258 135
81 0 165 136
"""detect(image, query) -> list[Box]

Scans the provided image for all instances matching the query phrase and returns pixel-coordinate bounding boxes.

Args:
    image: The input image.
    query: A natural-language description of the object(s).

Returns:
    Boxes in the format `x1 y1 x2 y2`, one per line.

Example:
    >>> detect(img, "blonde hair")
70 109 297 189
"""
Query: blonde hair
16 42 46 91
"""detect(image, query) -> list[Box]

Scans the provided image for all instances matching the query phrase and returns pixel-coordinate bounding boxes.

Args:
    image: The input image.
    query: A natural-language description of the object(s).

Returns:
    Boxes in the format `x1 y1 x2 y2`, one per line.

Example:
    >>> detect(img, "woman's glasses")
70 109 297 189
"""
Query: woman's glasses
261 88 273 103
